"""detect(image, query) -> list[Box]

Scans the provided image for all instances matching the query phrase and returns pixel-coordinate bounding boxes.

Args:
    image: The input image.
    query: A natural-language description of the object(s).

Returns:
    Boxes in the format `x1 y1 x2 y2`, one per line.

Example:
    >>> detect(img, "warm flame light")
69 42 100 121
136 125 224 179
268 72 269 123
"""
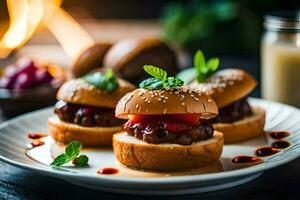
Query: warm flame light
0 0 62 59
3 0 29 48
45 7 94 61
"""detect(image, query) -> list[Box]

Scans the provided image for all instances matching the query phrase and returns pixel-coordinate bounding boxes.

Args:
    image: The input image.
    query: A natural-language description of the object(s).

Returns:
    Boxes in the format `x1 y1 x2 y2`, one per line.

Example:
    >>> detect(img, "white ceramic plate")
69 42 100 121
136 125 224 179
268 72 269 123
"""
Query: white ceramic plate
0 98 300 195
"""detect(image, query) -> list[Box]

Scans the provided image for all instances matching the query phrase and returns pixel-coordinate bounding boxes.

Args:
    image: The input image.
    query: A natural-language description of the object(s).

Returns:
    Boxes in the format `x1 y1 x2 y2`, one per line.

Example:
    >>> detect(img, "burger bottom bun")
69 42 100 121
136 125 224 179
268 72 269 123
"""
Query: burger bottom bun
113 131 223 171
213 106 265 144
48 116 122 147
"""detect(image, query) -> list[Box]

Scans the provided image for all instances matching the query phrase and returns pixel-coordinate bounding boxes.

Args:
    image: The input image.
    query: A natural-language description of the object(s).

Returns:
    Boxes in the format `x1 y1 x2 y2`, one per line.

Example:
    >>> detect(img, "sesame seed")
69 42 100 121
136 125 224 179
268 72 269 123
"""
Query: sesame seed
157 98 161 101
182 87 188 92
181 102 185 106
208 99 212 103
142 97 146 100
163 108 167 114
147 100 151 103
163 100 166 103
136 104 139 108
164 96 168 99
194 97 199 101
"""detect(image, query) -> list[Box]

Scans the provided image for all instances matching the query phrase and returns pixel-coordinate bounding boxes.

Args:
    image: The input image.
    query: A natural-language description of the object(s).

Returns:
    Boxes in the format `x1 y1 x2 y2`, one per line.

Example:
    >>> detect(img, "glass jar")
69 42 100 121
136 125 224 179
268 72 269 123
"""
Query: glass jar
261 11 300 107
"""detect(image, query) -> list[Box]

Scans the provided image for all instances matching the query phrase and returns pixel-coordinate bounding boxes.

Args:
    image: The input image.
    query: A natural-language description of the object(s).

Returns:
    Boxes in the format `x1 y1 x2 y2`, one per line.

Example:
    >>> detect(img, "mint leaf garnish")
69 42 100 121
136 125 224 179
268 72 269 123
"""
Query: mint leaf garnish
65 140 81 158
139 78 164 89
50 141 89 167
51 154 72 167
139 65 184 89
83 69 119 92
73 155 89 167
143 65 167 80
194 50 219 83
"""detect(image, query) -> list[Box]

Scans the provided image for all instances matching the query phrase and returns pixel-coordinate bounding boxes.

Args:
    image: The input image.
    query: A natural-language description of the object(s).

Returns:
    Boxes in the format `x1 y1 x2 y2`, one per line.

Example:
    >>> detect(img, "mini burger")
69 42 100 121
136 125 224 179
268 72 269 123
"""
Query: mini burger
48 70 135 147
113 65 223 171
188 51 265 144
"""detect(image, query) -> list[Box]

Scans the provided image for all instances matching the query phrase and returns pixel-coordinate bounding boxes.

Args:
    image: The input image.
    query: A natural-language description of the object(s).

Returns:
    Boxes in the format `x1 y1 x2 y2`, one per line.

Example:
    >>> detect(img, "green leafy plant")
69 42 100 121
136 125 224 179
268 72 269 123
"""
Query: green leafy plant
83 69 119 91
162 1 237 49
51 141 89 167
194 50 219 83
139 65 184 89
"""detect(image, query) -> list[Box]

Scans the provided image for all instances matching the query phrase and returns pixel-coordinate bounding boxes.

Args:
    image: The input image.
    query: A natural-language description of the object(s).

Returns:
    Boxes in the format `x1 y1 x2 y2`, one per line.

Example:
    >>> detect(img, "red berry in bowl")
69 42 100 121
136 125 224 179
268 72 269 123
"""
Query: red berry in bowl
14 73 36 89
35 69 53 84
16 58 37 76
4 65 18 78
0 77 15 89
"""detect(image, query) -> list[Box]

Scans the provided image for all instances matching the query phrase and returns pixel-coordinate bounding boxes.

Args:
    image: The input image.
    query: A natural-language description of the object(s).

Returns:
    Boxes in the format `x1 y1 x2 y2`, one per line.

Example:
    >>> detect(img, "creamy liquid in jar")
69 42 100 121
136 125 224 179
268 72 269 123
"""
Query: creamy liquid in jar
261 11 300 107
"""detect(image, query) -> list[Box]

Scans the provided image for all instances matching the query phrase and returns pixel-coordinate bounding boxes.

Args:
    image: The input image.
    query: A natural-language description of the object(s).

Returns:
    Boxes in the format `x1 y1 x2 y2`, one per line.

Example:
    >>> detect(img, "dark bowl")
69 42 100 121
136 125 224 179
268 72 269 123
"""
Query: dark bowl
0 85 59 119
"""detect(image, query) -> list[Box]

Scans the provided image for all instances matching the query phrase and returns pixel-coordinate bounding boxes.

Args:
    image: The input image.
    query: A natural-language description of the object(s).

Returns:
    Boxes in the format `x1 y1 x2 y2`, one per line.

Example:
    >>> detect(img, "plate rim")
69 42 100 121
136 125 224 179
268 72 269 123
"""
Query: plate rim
0 98 299 185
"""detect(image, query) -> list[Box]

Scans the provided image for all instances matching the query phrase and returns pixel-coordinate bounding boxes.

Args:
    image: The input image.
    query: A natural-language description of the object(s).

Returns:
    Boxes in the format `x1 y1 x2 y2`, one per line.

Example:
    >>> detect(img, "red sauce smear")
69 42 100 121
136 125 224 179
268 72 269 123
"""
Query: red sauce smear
28 140 45 149
271 140 290 149
97 167 119 175
232 156 262 163
269 131 290 140
28 133 47 139
255 147 280 157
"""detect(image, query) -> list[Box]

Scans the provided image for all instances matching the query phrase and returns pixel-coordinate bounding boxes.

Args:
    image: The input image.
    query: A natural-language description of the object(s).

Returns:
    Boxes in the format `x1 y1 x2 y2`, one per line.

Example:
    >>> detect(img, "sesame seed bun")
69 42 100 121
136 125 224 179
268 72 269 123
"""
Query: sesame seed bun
190 69 257 108
48 116 122 147
57 78 135 108
103 38 177 84
113 131 223 171
115 87 218 119
213 106 265 144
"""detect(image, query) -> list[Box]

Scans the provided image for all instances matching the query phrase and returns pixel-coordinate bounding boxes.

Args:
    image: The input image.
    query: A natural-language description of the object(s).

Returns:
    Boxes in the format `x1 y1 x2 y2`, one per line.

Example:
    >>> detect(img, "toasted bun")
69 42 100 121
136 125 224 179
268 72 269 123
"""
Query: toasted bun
213 106 265 144
190 69 257 108
48 116 122 147
57 78 135 108
113 131 223 171
115 87 218 119
103 38 177 83
72 42 112 77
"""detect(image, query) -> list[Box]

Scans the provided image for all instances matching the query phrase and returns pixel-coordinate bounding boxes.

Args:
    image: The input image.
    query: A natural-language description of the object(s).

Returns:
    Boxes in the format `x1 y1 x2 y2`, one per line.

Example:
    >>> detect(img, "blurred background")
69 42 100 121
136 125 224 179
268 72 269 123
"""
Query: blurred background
1 0 299 53
0 0 300 117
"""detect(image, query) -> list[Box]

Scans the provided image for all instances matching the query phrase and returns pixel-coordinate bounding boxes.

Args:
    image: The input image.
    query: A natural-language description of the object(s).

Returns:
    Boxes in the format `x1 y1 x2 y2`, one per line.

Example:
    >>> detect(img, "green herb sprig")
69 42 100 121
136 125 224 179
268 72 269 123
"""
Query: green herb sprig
83 69 119 91
194 50 219 83
139 65 184 89
51 141 89 167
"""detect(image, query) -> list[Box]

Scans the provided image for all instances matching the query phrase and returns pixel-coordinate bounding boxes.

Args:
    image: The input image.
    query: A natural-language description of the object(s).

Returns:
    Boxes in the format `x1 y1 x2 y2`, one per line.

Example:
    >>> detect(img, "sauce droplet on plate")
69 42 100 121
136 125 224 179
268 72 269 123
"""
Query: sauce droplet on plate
269 131 290 140
255 147 280 157
232 156 262 163
28 140 45 149
28 133 47 139
271 140 290 149
97 167 119 175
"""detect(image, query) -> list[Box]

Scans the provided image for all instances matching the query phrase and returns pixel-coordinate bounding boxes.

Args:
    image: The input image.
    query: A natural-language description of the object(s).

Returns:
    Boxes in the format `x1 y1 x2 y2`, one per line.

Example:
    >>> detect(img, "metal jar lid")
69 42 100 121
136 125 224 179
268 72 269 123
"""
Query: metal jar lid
264 11 300 32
